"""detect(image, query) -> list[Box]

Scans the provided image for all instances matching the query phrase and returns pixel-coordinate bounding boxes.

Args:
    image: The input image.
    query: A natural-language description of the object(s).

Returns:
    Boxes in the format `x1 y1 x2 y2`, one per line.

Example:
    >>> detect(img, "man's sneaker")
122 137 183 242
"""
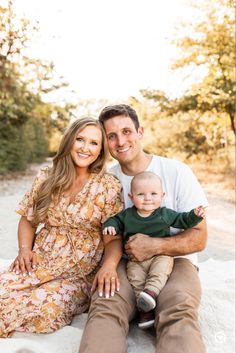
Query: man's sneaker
138 310 155 329
137 289 157 312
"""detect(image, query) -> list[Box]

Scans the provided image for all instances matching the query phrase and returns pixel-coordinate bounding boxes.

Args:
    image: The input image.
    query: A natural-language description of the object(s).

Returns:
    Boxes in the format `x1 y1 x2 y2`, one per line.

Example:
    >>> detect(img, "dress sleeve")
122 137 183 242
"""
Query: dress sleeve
101 174 124 224
16 167 50 221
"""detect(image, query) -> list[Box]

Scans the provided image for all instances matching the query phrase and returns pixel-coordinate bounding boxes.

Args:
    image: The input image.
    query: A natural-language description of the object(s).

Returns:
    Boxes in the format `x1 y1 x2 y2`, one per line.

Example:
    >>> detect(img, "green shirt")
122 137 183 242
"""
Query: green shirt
103 206 202 244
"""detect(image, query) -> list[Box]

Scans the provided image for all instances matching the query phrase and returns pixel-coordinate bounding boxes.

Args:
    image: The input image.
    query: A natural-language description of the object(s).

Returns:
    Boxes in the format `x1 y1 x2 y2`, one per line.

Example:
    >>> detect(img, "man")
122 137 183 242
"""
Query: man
79 104 208 353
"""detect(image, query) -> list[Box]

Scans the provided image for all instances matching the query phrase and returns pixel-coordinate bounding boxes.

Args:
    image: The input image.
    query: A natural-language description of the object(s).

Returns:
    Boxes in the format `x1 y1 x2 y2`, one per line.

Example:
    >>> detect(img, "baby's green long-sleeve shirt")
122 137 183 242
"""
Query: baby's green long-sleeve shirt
103 206 203 244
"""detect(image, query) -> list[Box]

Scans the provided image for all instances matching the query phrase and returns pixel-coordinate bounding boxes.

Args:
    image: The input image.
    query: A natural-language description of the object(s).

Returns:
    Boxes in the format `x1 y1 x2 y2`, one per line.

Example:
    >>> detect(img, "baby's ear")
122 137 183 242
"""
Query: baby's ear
128 192 133 200
162 192 165 198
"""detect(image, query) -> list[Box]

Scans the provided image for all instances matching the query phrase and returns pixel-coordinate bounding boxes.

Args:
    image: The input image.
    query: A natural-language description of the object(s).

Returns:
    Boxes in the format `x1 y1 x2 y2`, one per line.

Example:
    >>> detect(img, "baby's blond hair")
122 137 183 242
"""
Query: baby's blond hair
130 171 162 192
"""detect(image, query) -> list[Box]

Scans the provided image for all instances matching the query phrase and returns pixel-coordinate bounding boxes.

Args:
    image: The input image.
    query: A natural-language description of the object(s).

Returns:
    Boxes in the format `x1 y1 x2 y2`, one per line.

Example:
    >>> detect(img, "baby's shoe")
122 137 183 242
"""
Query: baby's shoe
137 289 157 312
138 310 155 329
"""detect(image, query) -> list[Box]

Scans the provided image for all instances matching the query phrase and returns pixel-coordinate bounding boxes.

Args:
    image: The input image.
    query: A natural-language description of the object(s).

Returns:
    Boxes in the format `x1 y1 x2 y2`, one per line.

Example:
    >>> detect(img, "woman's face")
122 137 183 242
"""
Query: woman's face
70 125 102 171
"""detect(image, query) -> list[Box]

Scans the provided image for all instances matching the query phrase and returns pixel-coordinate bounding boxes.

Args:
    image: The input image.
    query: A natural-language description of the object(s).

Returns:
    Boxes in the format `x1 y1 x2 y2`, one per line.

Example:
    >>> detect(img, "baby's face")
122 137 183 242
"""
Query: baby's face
130 178 164 214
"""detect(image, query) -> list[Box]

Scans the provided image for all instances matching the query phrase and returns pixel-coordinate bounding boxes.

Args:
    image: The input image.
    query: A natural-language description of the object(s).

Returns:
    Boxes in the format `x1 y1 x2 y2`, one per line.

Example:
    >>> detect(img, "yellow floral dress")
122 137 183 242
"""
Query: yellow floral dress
0 168 122 337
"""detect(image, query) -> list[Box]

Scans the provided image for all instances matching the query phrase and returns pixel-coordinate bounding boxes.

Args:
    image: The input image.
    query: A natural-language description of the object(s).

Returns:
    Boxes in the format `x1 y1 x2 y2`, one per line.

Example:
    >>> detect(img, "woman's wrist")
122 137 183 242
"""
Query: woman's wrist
101 259 118 270
19 244 32 250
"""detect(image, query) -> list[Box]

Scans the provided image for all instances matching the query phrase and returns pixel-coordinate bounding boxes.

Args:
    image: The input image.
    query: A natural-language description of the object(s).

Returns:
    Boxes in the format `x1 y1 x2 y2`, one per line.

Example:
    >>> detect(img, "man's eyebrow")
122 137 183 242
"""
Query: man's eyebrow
110 127 131 132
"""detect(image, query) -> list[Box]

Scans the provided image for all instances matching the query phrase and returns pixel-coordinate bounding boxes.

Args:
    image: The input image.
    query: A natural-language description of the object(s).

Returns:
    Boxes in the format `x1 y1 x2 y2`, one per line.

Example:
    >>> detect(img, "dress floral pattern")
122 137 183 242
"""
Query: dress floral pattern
0 168 123 337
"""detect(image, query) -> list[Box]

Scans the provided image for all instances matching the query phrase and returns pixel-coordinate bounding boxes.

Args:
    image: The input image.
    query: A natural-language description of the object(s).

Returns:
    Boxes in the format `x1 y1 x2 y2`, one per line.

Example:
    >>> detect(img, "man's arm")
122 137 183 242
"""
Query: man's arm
125 219 207 262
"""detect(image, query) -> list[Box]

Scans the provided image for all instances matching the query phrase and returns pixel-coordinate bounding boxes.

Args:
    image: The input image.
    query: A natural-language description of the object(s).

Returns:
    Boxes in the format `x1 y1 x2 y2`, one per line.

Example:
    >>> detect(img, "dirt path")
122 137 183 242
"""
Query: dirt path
0 161 235 262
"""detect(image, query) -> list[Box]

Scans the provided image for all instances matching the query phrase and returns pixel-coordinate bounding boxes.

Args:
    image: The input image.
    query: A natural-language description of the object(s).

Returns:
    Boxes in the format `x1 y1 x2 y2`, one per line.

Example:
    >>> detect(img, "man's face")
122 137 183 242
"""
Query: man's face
103 115 144 164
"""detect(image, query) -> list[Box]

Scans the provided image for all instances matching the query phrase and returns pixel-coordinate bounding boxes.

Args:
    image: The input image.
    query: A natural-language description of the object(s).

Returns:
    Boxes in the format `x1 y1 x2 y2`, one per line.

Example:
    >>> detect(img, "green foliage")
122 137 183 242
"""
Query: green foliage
22 118 48 162
0 119 48 173
0 123 24 173
171 0 235 135
140 0 235 162
0 0 70 174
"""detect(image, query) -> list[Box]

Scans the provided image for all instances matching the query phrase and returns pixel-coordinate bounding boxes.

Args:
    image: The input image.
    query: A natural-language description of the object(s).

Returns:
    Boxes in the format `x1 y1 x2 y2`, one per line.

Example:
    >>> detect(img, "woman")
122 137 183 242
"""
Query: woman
0 117 123 337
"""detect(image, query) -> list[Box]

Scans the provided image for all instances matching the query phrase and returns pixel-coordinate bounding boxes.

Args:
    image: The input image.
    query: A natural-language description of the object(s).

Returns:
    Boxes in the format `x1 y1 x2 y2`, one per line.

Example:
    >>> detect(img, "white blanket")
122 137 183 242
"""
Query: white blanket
0 258 235 353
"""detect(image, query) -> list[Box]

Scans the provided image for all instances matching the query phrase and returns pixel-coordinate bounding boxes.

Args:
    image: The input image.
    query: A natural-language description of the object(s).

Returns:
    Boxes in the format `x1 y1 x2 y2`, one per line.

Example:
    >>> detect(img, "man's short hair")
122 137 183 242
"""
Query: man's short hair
98 104 140 131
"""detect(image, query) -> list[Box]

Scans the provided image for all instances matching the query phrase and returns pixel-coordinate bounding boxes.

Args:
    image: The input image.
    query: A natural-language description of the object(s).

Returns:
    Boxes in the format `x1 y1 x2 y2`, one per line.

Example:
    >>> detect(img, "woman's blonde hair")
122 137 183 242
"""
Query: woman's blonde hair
33 117 108 224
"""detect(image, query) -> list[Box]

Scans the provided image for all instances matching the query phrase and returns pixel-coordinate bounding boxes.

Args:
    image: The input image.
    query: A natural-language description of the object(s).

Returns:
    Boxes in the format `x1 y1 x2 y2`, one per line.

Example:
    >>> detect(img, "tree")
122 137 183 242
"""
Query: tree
170 0 235 136
0 0 70 173
141 0 235 161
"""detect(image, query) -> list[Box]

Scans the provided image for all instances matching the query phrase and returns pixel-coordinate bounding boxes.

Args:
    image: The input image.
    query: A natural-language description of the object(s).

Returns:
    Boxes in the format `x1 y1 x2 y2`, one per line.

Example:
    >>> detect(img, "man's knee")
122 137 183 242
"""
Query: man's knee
156 289 201 321
88 296 128 332
87 260 136 325
171 290 200 308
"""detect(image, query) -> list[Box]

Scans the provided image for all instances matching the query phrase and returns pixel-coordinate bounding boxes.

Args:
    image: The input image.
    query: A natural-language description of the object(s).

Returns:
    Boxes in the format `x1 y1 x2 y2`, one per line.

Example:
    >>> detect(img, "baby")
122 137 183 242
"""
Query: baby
103 171 205 329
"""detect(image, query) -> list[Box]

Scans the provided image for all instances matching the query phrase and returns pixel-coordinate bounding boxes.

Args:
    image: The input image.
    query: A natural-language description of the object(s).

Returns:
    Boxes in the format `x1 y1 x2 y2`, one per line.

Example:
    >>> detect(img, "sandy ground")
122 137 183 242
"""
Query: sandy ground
0 161 235 262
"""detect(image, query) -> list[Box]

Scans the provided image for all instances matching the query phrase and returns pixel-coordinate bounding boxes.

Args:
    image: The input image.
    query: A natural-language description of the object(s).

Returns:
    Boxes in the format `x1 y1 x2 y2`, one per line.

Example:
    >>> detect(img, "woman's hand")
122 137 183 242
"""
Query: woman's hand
91 264 120 298
10 248 37 276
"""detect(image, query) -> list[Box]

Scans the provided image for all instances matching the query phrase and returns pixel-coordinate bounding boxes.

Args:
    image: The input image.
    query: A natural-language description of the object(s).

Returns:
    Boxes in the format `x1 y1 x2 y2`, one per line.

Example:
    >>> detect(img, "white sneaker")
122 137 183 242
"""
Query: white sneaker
137 291 156 312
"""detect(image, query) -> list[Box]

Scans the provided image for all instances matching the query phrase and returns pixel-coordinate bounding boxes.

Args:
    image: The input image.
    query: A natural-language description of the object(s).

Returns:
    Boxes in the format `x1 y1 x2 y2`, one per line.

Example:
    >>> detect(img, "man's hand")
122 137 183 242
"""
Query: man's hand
125 219 207 260
125 233 155 262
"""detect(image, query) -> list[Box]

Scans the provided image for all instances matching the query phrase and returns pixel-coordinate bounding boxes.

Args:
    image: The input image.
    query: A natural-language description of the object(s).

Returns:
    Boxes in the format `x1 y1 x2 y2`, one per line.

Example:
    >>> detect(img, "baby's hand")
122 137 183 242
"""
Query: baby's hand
194 206 206 218
102 226 117 236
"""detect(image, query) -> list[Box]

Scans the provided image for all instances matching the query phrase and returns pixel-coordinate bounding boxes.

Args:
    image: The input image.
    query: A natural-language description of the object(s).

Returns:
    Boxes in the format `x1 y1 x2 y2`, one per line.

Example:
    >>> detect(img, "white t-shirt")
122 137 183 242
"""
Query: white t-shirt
109 155 208 266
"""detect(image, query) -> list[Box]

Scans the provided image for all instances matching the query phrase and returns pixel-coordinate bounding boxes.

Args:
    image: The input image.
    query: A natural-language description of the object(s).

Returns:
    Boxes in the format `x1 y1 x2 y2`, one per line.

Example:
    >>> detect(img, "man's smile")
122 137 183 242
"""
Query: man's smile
117 146 131 153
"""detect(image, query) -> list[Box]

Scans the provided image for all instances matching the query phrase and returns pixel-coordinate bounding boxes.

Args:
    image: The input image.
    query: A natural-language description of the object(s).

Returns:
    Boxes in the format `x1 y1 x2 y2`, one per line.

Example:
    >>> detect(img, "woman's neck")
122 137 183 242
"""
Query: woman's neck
74 166 90 178
65 168 91 202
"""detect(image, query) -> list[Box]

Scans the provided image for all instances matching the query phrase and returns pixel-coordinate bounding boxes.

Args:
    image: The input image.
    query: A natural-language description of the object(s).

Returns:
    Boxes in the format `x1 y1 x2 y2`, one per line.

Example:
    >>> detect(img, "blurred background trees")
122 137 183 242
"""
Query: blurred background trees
138 0 235 165
0 0 71 173
0 0 235 174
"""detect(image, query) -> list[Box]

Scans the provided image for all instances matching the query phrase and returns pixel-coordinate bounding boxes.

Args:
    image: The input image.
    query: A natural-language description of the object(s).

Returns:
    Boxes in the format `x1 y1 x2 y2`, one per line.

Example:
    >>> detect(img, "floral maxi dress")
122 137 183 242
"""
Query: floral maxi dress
0 168 122 337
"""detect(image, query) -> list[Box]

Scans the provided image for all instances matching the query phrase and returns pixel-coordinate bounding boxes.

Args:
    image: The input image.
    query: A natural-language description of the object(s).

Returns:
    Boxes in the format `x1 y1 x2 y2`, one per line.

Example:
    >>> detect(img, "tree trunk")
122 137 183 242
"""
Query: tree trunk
229 112 236 136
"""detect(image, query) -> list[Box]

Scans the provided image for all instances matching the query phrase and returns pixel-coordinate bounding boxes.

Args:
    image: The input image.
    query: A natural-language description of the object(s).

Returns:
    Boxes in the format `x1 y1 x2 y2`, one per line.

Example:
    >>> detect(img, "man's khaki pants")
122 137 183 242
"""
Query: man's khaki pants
127 255 173 301
79 258 205 353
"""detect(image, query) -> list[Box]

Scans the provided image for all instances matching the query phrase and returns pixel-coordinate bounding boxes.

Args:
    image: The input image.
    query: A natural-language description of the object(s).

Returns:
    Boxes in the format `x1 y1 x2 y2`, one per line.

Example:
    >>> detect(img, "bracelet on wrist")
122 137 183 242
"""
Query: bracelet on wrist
19 245 31 250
